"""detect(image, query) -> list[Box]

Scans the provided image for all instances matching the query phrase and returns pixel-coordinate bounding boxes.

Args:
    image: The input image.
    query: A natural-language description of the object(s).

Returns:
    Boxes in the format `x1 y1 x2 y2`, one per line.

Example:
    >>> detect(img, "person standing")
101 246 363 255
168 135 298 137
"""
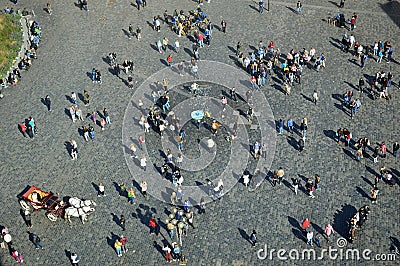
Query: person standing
393 141 399 157
138 135 145 150
199 197 206 214
314 175 321 189
287 118 294 134
220 20 226 33
174 40 180 53
278 119 284 135
76 108 84 121
120 235 128 253
167 54 173 67
128 24 134 39
371 186 378 203
20 122 27 138
136 26 142 40
127 188 136 205
149 216 158 235
103 108 111 124
259 0 264 13
69 106 76 122
301 218 311 233
250 230 257 247
83 90 90 106
70 252 80 265
312 90 318 104
71 92 78 106
114 239 123 257
324 224 334 240
292 177 300 195
296 1 302 14
98 182 105 196
140 156 147 171
24 210 32 228
44 95 51 111
70 140 78 160
140 180 148 198
307 230 314 246
120 215 126 231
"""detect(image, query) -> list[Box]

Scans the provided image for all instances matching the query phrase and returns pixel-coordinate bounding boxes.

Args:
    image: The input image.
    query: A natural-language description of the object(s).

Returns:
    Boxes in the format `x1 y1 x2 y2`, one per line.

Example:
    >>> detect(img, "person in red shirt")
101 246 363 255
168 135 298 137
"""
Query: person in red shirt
149 216 158 235
120 235 128 253
20 122 27 137
167 54 173 67
301 218 311 232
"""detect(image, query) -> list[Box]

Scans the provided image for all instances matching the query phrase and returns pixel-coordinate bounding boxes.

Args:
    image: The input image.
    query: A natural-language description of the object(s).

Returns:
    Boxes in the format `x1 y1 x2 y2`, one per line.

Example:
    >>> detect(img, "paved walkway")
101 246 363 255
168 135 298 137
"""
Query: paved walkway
0 0 399 265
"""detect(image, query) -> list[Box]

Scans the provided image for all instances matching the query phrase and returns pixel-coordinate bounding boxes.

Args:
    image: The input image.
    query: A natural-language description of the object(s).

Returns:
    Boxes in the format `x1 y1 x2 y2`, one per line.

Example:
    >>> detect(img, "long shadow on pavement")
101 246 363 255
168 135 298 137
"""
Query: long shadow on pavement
333 204 357 238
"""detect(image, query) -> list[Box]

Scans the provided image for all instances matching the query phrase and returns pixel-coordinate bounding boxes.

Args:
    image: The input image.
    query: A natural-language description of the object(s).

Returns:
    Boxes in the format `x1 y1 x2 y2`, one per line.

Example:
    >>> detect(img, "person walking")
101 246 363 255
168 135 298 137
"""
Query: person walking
119 215 126 231
163 244 172 262
292 177 300 195
30 232 44 249
250 230 257 247
44 95 51 111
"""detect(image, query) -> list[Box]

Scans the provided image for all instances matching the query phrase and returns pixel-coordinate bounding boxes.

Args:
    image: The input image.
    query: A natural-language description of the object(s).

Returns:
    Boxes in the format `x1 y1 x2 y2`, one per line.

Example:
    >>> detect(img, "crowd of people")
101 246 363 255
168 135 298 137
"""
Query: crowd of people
0 0 398 264
0 10 41 98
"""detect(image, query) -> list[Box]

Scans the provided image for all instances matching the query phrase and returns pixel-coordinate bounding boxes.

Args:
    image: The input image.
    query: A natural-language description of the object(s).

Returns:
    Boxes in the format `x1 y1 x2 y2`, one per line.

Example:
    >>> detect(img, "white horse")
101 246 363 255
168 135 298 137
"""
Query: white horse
69 197 97 208
64 206 95 224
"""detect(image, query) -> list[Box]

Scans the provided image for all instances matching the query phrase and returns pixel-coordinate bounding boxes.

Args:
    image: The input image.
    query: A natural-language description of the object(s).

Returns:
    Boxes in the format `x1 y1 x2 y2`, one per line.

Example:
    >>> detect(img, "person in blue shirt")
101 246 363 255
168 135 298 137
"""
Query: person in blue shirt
259 1 264 13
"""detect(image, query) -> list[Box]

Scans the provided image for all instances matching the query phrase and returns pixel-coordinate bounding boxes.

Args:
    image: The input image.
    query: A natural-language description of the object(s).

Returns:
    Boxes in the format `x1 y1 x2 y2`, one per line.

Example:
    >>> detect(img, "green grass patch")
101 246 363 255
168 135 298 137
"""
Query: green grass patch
0 13 22 79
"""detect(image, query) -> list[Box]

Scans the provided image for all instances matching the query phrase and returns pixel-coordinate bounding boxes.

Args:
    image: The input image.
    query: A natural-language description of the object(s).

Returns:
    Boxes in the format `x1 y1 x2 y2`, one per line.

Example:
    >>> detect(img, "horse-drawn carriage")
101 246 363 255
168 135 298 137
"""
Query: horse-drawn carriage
18 185 96 224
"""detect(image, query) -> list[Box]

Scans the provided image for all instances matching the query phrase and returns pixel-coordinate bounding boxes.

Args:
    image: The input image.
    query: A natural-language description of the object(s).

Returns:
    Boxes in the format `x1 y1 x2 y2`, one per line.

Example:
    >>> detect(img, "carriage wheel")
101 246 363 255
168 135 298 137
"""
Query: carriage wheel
46 212 58 222
19 200 30 211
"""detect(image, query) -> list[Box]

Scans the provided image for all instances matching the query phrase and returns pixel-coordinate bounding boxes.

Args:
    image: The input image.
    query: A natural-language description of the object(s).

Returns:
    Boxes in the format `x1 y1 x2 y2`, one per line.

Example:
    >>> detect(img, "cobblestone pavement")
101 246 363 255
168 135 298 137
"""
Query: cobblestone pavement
0 0 399 265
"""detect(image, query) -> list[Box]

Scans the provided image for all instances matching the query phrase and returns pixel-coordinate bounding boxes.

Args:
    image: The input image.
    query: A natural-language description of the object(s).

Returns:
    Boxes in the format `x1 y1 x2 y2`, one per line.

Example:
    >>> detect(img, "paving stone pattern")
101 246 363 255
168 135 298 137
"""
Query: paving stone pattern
0 0 399 265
